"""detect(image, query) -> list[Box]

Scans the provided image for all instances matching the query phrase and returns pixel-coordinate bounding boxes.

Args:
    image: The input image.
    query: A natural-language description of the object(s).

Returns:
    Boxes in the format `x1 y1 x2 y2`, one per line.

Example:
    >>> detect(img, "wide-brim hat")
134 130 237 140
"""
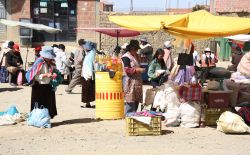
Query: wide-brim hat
128 39 140 50
40 46 56 59
83 41 94 51
140 37 148 42
164 41 173 48
204 47 211 53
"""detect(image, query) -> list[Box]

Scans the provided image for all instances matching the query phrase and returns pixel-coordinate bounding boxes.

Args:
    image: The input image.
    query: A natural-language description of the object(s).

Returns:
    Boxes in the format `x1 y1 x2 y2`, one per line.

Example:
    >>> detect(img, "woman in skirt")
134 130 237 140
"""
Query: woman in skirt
81 41 96 108
26 46 59 119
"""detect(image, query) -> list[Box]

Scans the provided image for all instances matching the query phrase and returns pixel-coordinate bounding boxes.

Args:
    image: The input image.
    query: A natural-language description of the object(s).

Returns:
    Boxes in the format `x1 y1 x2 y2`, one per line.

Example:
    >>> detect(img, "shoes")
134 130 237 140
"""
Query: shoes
10 83 17 86
65 89 72 94
80 103 95 108
23 83 29 86
85 103 92 108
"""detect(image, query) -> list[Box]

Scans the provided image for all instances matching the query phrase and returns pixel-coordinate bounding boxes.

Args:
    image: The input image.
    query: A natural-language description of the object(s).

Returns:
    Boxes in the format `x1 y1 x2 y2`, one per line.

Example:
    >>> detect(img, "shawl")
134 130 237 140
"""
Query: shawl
25 57 45 84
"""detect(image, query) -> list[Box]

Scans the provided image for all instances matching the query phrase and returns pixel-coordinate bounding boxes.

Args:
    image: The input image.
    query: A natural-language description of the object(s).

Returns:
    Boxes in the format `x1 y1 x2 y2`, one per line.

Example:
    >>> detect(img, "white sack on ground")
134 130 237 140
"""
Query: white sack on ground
217 111 250 134
179 102 201 128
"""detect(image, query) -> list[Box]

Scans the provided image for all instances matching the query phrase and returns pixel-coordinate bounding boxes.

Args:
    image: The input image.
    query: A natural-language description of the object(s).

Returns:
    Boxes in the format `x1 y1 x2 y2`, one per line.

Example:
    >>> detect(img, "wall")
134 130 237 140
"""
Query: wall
210 0 250 13
6 0 30 43
77 0 99 43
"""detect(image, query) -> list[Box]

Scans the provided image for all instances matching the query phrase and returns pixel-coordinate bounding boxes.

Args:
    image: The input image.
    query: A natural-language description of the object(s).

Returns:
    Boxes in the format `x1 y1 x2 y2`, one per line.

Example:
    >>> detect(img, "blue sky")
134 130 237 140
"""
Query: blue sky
105 0 209 11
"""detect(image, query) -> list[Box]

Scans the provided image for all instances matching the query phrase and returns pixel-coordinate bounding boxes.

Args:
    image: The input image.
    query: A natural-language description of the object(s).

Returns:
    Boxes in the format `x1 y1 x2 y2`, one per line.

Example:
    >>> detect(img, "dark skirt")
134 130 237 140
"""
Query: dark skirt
31 82 57 119
81 77 95 103
0 66 8 83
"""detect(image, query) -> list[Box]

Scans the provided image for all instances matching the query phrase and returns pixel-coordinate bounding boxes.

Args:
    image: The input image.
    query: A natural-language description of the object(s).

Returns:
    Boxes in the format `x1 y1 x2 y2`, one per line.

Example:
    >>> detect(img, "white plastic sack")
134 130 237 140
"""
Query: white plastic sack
27 103 51 128
153 90 166 111
153 87 181 111
217 111 250 134
163 108 181 127
179 102 201 128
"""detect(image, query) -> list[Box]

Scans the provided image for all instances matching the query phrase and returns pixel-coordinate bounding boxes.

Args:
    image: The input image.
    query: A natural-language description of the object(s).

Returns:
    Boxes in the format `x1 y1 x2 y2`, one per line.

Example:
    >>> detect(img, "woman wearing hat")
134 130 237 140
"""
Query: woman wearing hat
200 47 218 84
148 48 170 88
26 46 59 119
163 41 174 71
81 41 96 108
121 40 145 114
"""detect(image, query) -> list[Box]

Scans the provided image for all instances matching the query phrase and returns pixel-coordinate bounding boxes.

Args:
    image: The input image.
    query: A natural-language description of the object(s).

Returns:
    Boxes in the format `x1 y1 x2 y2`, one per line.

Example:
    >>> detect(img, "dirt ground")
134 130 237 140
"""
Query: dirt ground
0 82 250 155
0 48 250 155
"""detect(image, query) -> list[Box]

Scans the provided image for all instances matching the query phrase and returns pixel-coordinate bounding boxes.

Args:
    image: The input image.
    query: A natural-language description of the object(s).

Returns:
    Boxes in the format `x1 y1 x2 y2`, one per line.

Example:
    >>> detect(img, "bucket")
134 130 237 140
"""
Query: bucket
95 72 124 119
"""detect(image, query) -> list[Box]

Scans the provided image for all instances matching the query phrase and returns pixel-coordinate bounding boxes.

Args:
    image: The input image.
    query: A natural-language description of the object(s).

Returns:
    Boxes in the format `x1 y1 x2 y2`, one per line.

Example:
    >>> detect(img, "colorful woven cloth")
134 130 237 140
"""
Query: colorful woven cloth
179 84 202 102
25 57 44 84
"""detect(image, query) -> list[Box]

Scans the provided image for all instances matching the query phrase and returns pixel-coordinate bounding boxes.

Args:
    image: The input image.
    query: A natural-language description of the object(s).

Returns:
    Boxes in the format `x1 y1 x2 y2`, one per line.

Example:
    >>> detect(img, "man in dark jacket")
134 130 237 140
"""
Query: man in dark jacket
5 41 23 86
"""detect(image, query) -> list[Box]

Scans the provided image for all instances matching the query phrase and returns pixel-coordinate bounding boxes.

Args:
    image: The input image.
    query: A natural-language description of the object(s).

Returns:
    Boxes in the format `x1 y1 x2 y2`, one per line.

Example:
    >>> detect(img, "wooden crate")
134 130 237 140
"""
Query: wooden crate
205 108 230 126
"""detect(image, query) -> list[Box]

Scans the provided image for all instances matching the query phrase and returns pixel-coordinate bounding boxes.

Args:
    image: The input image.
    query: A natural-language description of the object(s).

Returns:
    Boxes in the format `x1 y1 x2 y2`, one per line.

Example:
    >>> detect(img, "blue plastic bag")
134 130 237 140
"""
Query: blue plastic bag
0 105 19 116
27 103 51 128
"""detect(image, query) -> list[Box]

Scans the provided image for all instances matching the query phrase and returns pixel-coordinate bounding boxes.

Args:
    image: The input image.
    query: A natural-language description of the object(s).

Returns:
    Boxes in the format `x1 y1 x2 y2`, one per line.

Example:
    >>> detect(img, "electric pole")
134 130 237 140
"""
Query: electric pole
130 0 133 12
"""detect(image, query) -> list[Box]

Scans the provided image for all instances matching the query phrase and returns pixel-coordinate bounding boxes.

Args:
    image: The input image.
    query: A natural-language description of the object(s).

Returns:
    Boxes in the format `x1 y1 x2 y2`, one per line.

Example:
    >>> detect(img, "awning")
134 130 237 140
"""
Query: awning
0 19 62 33
109 10 250 40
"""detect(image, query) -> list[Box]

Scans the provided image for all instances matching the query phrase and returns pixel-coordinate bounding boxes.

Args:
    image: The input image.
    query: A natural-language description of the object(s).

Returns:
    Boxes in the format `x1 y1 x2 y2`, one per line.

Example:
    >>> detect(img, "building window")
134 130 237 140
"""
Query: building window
31 0 77 42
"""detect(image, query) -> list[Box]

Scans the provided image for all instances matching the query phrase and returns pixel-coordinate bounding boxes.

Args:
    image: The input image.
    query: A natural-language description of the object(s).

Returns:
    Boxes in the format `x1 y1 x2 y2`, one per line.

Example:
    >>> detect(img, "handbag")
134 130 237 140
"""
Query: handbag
27 103 51 128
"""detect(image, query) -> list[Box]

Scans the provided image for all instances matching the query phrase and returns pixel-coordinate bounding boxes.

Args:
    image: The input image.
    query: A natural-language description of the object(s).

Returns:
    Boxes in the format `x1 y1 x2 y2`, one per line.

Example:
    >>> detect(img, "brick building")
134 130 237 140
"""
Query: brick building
0 0 101 45
210 0 250 14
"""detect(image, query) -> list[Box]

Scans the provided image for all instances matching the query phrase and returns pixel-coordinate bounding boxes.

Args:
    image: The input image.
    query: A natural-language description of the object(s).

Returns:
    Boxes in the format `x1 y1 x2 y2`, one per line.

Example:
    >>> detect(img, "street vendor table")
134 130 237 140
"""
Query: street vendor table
95 72 124 119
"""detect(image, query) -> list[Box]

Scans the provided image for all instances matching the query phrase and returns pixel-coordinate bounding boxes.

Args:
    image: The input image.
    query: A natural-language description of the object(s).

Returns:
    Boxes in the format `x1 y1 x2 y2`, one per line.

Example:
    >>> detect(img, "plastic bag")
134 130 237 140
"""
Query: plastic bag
179 102 201 128
163 108 181 127
217 111 250 134
27 103 51 128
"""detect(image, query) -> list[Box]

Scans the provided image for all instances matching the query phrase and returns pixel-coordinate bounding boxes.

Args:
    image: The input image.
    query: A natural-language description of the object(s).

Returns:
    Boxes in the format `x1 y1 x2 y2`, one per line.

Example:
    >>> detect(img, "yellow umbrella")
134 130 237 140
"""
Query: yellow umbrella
109 10 250 39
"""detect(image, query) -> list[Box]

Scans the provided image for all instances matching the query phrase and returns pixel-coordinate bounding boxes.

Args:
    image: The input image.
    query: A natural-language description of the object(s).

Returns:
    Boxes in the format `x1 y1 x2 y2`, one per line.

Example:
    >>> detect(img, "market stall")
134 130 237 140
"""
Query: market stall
107 10 250 134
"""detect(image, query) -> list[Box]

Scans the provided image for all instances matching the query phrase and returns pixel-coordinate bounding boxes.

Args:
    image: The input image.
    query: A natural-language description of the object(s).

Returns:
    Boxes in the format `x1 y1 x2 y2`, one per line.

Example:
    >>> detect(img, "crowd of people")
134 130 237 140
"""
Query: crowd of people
1 36 249 121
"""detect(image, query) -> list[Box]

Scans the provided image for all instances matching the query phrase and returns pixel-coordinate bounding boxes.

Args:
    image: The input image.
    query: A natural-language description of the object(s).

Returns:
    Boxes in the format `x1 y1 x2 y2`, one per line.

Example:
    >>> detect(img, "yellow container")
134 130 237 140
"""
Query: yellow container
95 72 124 119
126 116 162 136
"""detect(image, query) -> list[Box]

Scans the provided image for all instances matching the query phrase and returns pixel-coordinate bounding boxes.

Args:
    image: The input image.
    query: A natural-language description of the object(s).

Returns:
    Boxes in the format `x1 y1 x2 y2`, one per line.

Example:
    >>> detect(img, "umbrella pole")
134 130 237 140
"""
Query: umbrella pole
99 33 102 50
24 38 31 71
116 31 120 46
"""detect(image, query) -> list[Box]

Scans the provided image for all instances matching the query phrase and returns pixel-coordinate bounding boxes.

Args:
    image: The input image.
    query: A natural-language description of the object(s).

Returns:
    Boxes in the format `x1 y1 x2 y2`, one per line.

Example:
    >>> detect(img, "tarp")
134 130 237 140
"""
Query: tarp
109 10 250 39
76 27 140 37
0 19 62 33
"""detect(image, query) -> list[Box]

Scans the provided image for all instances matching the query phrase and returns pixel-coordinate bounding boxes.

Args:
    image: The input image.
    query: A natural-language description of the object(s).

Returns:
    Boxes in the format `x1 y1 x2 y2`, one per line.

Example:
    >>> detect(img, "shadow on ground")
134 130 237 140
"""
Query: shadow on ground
52 118 102 127
0 87 23 92
162 129 174 135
